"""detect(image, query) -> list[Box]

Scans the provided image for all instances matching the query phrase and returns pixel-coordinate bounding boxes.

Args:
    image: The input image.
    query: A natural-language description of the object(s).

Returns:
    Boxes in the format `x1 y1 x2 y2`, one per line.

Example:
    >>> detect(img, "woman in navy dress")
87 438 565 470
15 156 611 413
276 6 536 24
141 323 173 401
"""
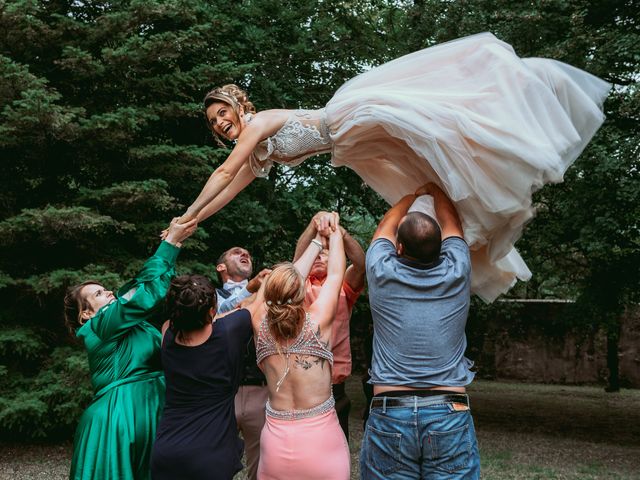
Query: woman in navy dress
151 274 253 480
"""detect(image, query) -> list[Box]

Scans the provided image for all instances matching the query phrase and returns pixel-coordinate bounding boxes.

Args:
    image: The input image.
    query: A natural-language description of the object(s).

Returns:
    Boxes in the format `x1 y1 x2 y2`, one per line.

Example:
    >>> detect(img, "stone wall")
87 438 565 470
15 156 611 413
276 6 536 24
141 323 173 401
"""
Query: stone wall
350 301 640 388
467 302 639 387
618 307 640 387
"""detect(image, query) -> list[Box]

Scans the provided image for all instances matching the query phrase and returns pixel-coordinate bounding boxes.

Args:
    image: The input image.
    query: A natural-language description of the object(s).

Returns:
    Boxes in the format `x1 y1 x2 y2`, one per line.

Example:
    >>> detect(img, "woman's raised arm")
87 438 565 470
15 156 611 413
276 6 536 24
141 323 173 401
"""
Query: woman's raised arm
93 219 197 340
309 214 346 329
293 231 325 281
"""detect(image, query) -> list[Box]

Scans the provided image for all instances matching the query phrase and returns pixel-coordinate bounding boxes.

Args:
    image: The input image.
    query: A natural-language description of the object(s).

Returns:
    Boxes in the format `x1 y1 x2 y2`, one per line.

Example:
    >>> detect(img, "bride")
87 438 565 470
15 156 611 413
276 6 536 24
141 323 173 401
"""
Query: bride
179 32 610 302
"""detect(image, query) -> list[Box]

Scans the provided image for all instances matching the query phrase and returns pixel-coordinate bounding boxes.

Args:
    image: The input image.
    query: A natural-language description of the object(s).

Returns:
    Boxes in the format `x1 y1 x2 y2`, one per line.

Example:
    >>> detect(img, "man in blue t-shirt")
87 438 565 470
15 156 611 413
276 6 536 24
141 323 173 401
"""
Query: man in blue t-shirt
360 183 480 480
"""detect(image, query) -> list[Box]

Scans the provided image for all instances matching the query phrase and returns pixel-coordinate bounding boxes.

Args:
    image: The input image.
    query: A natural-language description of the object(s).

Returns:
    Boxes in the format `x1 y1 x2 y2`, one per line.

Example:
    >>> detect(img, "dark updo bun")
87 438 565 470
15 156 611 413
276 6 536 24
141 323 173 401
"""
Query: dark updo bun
166 275 217 334
263 263 306 341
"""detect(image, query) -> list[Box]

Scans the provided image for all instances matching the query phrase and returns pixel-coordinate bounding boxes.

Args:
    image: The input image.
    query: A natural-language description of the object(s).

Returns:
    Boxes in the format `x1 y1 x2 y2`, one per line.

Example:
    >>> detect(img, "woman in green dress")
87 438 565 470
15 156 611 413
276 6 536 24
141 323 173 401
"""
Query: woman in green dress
63 219 197 480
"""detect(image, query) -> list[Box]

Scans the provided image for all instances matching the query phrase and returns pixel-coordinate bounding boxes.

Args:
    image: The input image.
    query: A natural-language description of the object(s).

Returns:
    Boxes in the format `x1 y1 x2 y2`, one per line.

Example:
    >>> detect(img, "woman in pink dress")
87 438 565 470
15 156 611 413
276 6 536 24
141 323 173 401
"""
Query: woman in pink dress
180 32 610 302
245 212 350 479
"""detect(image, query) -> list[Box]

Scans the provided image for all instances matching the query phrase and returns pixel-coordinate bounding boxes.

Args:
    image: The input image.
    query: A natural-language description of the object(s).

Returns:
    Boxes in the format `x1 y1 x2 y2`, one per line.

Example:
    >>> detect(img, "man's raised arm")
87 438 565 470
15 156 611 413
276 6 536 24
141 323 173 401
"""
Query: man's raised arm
415 183 463 240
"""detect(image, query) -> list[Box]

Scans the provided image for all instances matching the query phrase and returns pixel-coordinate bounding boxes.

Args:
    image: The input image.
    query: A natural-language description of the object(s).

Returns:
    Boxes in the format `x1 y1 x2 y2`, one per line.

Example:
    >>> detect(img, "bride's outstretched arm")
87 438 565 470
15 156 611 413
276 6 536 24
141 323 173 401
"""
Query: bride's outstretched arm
196 162 256 223
179 126 264 223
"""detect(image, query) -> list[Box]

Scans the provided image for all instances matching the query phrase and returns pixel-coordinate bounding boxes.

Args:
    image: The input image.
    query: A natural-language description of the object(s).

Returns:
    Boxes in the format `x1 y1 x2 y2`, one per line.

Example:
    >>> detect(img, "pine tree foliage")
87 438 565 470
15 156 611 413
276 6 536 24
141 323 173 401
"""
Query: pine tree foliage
0 0 637 438
0 0 400 440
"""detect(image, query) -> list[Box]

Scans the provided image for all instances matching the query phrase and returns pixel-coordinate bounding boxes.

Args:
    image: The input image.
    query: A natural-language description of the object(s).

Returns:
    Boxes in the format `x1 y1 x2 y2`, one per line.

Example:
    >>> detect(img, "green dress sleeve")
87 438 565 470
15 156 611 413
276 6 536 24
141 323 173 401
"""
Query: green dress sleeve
90 241 180 341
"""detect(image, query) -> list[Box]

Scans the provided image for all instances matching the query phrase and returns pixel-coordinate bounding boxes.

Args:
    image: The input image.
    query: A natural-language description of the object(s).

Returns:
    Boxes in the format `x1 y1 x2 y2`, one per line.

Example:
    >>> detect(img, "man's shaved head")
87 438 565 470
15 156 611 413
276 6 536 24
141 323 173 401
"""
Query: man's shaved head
397 212 442 264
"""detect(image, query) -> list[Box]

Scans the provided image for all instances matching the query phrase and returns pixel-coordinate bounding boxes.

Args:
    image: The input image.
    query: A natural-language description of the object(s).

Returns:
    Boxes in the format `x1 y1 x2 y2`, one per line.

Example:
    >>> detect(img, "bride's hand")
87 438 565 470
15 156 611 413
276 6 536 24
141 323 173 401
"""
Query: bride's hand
177 210 197 224
165 218 198 247
159 217 180 240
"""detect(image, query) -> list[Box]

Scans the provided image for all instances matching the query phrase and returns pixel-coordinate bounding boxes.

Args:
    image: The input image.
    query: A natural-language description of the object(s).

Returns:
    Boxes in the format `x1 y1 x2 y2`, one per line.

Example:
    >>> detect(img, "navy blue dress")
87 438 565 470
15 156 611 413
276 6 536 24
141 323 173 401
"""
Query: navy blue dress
151 309 253 480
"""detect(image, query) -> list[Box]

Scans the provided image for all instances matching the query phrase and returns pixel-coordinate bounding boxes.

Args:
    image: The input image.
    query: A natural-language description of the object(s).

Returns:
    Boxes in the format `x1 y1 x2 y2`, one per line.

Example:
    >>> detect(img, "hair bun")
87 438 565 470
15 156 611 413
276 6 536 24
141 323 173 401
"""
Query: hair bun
203 84 256 115
167 274 217 333
263 263 307 341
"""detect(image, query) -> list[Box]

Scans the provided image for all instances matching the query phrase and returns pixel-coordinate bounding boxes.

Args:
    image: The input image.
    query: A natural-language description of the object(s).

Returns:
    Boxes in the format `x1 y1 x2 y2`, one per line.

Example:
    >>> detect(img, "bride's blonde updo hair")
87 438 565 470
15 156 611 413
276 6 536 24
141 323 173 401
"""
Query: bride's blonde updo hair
263 263 306 341
203 84 256 146
203 84 256 118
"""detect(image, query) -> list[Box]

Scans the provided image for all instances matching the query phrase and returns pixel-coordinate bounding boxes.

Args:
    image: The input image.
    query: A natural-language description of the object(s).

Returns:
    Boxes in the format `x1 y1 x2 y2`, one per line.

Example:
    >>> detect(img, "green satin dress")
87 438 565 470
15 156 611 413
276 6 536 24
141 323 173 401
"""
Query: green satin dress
69 241 179 480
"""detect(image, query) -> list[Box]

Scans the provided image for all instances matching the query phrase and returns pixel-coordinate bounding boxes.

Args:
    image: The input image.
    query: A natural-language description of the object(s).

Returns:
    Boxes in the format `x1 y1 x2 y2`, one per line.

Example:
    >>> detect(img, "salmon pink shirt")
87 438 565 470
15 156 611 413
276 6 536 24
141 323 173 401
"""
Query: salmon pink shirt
304 276 362 384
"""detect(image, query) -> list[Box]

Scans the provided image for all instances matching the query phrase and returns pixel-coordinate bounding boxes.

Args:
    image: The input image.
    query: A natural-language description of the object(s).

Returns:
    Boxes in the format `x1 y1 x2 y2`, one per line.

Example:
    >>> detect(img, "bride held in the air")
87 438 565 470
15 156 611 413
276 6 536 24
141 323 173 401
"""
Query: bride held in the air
180 32 610 302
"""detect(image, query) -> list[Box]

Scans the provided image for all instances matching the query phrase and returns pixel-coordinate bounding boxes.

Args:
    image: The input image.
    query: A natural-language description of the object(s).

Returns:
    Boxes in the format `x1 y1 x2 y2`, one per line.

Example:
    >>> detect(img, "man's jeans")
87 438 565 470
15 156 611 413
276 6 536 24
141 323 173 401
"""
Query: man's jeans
360 395 480 479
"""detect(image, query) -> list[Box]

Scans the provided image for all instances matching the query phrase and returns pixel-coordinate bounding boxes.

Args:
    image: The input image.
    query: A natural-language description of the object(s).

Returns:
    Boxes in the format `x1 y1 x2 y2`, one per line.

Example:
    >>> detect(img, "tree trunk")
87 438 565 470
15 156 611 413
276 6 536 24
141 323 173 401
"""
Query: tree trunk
605 328 620 392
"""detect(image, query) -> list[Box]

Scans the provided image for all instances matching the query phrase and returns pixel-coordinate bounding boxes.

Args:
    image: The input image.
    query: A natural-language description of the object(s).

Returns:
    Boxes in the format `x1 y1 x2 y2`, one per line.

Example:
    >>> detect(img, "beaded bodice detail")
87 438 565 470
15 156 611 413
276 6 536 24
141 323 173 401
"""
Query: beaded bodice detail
256 313 333 366
249 110 332 178
256 312 333 391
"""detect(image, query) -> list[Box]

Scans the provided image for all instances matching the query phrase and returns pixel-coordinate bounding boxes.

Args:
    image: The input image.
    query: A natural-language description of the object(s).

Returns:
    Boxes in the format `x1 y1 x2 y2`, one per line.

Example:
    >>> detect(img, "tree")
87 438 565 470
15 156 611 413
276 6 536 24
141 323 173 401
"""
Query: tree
0 0 397 439
403 0 639 391
1 0 637 440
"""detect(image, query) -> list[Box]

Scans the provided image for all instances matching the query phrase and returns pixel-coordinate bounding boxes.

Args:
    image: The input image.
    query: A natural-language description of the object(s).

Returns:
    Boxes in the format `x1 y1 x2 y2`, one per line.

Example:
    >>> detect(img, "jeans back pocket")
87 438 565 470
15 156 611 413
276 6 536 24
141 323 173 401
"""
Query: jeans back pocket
364 424 403 476
427 422 471 473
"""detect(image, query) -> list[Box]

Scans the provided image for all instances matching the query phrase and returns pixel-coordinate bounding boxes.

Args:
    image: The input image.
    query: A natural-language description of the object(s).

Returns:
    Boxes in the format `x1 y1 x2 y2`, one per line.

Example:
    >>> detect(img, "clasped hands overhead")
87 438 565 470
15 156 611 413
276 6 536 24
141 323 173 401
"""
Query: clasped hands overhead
312 211 343 248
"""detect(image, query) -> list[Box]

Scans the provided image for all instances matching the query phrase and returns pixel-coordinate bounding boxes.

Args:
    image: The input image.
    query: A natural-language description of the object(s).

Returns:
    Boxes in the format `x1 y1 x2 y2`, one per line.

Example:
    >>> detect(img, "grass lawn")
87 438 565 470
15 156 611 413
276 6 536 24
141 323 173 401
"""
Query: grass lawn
468 381 640 479
1 379 638 479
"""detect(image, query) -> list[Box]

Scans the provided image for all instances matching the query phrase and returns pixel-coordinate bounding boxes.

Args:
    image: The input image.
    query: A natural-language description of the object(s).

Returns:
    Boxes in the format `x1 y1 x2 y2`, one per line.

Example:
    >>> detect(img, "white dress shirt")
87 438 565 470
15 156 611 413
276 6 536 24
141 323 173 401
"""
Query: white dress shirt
216 279 252 314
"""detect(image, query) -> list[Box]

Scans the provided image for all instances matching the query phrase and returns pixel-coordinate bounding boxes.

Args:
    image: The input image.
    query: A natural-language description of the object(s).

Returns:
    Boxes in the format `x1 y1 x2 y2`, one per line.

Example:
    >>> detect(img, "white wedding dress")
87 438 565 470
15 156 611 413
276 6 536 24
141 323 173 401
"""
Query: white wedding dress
248 33 611 302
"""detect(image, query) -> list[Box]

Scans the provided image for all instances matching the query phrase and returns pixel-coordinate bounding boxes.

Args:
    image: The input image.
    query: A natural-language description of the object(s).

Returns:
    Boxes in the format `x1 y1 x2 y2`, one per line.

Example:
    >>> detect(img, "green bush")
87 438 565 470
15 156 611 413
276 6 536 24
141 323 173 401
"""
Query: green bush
0 347 91 440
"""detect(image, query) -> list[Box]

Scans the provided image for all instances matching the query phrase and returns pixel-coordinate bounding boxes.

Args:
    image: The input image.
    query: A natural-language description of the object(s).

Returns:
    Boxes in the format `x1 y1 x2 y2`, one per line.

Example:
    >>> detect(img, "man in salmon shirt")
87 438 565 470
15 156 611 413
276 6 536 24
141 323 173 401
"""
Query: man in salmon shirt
294 211 366 443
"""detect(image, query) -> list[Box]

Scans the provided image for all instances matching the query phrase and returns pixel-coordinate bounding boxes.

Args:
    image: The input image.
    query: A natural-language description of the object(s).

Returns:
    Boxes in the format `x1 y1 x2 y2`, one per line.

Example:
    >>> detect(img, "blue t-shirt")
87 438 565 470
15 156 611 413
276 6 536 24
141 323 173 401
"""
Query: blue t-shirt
366 237 475 387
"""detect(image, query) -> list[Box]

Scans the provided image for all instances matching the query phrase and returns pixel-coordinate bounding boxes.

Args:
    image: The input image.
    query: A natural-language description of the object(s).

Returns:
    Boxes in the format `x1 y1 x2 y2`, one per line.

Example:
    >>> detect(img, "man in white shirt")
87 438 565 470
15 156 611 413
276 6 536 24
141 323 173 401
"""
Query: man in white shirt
216 247 266 313
215 246 269 480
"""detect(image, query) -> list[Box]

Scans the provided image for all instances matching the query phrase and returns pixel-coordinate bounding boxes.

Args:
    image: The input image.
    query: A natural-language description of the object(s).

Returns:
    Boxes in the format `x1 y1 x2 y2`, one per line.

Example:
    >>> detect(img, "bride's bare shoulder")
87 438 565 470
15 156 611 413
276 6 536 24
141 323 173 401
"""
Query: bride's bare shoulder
249 109 293 135
253 109 292 121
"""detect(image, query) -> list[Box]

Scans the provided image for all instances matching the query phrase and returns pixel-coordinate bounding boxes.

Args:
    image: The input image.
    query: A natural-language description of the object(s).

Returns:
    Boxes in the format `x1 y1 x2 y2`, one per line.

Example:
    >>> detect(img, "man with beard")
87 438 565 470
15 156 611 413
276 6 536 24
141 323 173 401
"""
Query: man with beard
215 247 269 480
216 247 268 313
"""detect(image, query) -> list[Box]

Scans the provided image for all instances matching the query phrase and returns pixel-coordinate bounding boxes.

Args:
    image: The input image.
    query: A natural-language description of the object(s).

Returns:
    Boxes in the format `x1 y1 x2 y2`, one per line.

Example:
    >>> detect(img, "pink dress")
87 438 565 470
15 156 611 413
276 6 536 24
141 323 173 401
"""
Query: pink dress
247 32 610 303
255 314 350 480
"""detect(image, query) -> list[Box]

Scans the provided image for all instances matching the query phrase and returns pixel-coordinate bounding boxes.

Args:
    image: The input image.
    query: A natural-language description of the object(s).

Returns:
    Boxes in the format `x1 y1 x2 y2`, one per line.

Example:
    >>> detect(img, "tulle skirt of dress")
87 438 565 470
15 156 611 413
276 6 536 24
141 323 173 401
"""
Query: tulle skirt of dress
325 32 611 302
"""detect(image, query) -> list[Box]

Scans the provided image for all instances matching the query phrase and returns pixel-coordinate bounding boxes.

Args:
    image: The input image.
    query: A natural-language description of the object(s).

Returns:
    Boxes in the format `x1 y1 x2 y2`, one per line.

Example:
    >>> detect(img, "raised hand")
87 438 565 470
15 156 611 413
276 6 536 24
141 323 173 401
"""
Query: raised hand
164 218 198 247
247 268 272 293
159 217 180 241
415 182 442 197
329 212 341 236
313 211 335 237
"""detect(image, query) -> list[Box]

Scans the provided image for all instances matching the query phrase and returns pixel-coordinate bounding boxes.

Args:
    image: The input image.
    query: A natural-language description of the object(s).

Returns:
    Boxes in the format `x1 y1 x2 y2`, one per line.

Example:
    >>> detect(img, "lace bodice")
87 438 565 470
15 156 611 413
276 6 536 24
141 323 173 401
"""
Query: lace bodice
249 110 332 177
